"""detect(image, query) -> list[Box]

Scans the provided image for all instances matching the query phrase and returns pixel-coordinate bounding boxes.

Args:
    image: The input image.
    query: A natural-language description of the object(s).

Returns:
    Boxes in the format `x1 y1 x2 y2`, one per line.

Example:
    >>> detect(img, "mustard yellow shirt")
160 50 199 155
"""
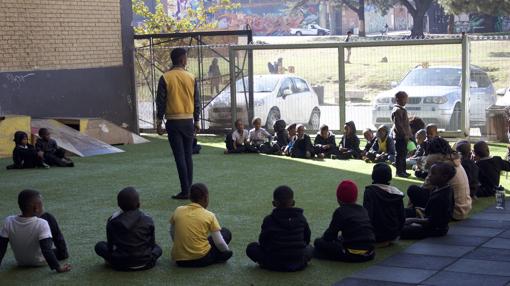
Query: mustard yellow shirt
162 68 196 120
378 138 388 153
170 203 221 261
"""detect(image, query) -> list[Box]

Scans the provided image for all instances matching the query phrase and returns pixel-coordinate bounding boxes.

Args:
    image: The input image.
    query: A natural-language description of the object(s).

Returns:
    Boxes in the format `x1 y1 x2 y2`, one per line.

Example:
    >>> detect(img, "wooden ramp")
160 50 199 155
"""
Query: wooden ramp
31 119 124 157
0 115 31 158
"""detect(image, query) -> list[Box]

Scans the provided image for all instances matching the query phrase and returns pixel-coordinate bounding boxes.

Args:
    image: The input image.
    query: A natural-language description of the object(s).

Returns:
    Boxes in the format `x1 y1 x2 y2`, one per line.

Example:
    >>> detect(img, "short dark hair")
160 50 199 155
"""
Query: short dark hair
395 91 408 99
428 137 453 155
433 162 456 182
273 185 294 206
18 189 41 213
235 119 243 128
190 183 209 203
409 116 426 135
372 163 392 185
455 140 471 157
117 187 140 211
473 141 490 158
320 124 329 132
171 48 187 66
252 117 261 125
38 128 49 137
13 131 28 145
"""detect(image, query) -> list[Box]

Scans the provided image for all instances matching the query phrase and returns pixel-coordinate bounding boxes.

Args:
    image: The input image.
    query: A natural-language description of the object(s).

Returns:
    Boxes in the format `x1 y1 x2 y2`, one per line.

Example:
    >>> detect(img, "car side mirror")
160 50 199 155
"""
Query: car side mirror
496 88 506 96
470 81 478 88
282 89 292 98
390 81 398 88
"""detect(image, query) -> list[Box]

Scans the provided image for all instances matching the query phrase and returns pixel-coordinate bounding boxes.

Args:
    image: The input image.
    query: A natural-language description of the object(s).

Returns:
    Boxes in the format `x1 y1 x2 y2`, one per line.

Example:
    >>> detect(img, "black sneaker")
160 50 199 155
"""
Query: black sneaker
396 172 411 178
172 193 189 200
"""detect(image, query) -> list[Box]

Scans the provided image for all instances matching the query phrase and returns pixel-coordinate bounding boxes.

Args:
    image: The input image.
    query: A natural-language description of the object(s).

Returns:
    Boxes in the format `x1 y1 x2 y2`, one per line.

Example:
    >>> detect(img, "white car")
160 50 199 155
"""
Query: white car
290 24 330 36
372 66 496 131
207 74 321 130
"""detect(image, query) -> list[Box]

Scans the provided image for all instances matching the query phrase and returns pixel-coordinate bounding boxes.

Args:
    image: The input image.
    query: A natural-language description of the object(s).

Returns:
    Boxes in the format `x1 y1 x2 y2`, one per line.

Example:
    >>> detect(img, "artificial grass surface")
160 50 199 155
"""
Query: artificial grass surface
0 136 501 286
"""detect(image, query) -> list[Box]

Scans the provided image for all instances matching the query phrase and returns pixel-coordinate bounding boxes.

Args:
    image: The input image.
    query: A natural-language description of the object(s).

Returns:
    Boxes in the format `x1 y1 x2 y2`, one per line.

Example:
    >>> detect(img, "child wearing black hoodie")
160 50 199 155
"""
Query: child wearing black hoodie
35 128 74 167
337 121 361 160
246 186 313 272
456 140 479 198
291 124 314 159
6 131 46 169
314 124 337 159
363 163 405 245
95 187 162 271
473 141 510 197
314 180 375 262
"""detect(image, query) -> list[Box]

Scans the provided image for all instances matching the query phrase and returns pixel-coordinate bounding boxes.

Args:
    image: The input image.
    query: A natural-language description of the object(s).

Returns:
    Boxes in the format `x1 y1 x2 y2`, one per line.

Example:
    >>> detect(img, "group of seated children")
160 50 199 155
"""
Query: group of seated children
6 128 74 170
1 159 464 274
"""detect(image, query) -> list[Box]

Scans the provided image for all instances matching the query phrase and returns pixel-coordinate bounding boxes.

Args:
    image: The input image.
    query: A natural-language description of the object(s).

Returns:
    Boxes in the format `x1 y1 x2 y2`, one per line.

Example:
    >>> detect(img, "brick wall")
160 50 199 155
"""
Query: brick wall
0 0 123 72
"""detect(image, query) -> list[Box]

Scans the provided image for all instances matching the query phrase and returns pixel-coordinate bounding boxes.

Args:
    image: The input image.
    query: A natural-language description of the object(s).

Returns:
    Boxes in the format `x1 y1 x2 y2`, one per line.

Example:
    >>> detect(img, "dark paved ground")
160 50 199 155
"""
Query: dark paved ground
334 199 510 286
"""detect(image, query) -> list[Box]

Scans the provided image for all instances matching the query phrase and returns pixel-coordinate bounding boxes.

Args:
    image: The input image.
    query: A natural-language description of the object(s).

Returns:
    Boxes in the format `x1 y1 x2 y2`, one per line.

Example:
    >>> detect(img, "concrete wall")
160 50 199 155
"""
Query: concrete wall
0 0 137 132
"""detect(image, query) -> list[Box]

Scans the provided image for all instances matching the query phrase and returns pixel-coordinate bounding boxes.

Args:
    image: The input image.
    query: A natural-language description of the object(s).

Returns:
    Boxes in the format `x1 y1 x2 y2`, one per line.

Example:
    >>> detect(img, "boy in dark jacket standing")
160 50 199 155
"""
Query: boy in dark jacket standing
391 91 413 177
246 186 313 272
363 163 405 245
474 141 510 197
314 180 375 262
95 187 162 271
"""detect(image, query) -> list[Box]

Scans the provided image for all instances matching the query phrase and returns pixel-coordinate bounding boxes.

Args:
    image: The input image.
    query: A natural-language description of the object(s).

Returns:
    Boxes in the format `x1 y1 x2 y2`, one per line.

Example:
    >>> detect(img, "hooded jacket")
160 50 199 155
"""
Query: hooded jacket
339 121 361 158
314 131 337 151
363 184 405 242
106 209 157 268
259 208 311 259
322 204 375 247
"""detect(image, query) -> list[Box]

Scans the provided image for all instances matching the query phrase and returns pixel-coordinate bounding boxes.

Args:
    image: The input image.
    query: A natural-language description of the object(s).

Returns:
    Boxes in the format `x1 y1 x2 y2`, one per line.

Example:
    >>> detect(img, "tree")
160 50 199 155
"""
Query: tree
438 0 510 16
132 0 239 35
398 0 433 37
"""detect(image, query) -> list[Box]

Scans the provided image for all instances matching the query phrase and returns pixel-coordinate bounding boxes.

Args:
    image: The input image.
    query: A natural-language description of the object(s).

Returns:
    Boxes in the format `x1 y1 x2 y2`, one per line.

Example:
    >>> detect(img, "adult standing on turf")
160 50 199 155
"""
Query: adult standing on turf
156 48 200 200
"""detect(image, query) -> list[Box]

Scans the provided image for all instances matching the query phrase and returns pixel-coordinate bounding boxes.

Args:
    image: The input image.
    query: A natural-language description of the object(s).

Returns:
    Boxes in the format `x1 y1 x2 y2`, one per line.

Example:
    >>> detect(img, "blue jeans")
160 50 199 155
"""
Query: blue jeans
166 119 194 195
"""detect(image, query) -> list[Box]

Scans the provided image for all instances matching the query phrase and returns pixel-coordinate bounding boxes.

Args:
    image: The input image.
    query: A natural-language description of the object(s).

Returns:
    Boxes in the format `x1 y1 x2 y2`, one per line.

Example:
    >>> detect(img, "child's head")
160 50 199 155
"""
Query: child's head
38 128 50 141
426 124 438 140
212 58 218 65
395 91 408 106
287 123 297 136
455 140 471 159
363 128 373 141
344 121 356 137
376 125 388 140
473 141 490 158
272 185 295 208
235 119 244 132
190 183 209 208
18 189 43 216
320 124 329 137
428 137 453 155
429 162 456 187
14 131 28 146
347 31 353 36
252 117 262 129
372 163 392 185
296 124 305 137
409 116 426 136
415 129 427 145
117 187 140 212
336 180 358 205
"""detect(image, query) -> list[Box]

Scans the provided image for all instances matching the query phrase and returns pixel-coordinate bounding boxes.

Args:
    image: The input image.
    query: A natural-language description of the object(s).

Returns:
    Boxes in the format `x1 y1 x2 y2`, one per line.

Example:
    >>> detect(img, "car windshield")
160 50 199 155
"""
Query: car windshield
236 76 279 93
399 68 461 87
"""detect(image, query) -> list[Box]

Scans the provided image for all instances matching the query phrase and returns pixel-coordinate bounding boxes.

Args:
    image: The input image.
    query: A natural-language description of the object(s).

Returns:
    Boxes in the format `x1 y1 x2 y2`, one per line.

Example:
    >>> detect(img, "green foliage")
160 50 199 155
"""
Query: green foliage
132 0 239 35
438 0 510 16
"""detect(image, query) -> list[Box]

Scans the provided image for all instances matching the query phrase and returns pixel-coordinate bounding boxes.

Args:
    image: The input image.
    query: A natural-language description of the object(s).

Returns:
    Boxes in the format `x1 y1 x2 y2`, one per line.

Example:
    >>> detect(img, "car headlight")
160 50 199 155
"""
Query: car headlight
424 96 448 104
254 99 265 107
376 97 390 104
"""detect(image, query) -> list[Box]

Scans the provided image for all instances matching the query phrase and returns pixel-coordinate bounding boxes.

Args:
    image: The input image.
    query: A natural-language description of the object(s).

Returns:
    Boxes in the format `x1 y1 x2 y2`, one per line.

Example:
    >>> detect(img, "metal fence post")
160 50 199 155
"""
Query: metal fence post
461 34 470 136
229 46 237 128
247 31 254 128
338 45 346 132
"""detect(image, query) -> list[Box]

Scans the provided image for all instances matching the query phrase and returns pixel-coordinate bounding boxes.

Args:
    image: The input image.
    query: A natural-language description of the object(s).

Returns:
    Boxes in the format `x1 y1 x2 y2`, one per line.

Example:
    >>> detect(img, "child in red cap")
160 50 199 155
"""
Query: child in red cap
314 180 376 262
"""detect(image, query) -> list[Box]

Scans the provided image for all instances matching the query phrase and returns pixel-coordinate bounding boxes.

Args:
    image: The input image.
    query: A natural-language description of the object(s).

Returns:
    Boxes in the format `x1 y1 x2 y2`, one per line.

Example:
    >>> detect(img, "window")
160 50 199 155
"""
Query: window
293 78 310 92
471 72 491 88
279 78 293 96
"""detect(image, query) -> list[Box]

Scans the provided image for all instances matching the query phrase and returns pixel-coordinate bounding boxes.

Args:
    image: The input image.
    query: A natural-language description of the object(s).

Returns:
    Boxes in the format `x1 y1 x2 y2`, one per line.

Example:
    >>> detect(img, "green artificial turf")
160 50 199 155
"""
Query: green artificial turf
0 136 501 286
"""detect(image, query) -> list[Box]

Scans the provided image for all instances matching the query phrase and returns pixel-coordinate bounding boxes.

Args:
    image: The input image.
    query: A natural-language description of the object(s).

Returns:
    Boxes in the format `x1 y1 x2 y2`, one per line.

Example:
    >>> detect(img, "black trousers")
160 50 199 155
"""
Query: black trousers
313 238 375 263
44 148 70 167
40 212 68 260
407 185 430 209
246 242 313 272
166 119 194 196
176 228 233 268
95 242 162 271
395 138 407 174
400 223 448 240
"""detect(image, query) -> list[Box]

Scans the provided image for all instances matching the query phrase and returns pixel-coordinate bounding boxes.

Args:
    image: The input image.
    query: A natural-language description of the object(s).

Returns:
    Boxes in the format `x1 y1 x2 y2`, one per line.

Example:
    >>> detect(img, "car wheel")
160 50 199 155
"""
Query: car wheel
449 103 461 131
296 31 302 36
266 108 280 131
318 30 324 36
309 108 321 130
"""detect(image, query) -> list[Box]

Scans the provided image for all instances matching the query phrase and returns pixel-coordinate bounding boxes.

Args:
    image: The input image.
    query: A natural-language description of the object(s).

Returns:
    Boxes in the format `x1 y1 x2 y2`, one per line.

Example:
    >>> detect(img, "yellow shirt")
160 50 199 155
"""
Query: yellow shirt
170 203 221 261
378 138 387 153
162 68 196 120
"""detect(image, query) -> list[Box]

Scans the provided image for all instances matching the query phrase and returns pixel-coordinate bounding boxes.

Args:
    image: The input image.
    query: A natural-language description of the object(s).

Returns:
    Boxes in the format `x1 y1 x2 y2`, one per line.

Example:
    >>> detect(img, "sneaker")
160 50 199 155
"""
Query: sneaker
42 163 50 169
396 172 410 178
172 193 189 200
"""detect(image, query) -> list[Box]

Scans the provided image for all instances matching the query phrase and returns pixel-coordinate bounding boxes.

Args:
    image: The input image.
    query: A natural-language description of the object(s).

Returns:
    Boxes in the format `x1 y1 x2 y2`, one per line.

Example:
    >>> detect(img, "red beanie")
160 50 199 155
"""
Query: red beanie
336 180 358 204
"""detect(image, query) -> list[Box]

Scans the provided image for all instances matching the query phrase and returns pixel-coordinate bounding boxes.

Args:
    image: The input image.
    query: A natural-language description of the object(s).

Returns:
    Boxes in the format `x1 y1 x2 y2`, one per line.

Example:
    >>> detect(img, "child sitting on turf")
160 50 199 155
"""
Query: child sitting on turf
283 123 297 156
170 183 233 267
249 117 273 153
361 128 376 159
35 128 74 167
314 124 337 159
363 163 405 245
401 162 455 239
337 121 361 160
6 131 47 170
0 189 70 273
366 125 395 163
473 141 510 197
95 187 162 271
314 180 375 262
291 124 314 159
407 129 427 170
425 124 439 154
273 119 288 152
246 186 313 272
456 140 480 198
225 119 250 154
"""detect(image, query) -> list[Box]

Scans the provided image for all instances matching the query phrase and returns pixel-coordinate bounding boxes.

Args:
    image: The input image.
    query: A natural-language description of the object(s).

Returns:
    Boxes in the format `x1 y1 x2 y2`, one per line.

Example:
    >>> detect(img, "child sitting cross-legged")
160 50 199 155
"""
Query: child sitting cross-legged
225 119 252 154
314 124 337 159
6 131 47 169
314 180 375 262
35 128 74 167
456 140 480 198
361 128 376 159
366 125 395 163
0 190 70 273
291 124 314 159
473 141 510 197
401 162 455 239
248 117 273 154
95 187 162 271
283 123 297 156
170 183 233 267
337 121 361 160
407 129 427 170
363 163 405 246
246 186 313 272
